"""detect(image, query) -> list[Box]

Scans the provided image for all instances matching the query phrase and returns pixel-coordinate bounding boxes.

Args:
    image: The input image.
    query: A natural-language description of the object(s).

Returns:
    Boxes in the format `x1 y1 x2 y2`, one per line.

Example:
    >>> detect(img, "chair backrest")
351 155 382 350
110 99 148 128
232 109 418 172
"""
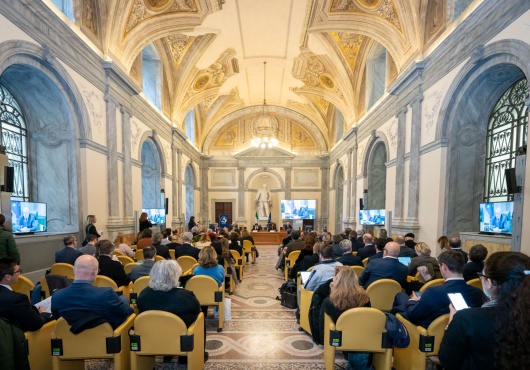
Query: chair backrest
155 255 165 261
467 278 483 291
286 250 301 267
419 278 445 293
186 275 223 306
362 257 369 267
332 307 389 351
427 313 450 355
132 276 150 296
176 256 198 273
113 250 124 256
366 279 402 312
134 250 144 261
123 263 138 275
169 249 175 260
242 240 253 253
230 250 243 265
117 255 135 265
12 274 35 299
94 275 119 290
50 263 75 279
351 265 364 278
53 316 114 358
25 319 56 370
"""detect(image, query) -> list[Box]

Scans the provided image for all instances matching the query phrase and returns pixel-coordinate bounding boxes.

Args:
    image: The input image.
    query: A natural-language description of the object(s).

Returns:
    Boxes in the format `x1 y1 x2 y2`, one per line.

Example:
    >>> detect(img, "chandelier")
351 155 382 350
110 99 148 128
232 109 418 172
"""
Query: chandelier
250 62 279 148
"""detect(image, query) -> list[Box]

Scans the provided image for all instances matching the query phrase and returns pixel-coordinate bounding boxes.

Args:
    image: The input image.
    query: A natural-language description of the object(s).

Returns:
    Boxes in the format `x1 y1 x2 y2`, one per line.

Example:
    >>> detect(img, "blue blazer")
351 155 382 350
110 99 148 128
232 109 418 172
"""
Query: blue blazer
357 244 376 260
359 257 408 288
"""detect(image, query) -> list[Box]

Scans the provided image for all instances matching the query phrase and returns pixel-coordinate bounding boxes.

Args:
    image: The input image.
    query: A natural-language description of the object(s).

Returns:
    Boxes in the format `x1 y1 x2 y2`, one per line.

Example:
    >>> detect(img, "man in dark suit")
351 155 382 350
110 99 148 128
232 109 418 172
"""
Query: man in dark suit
52 255 133 329
463 244 488 281
16 207 37 232
392 250 484 328
396 234 417 257
97 240 131 287
357 234 376 260
367 238 385 264
130 247 156 282
349 230 364 252
55 235 83 265
252 223 262 231
0 257 48 332
175 232 200 260
359 242 408 288
336 239 363 266
449 236 468 261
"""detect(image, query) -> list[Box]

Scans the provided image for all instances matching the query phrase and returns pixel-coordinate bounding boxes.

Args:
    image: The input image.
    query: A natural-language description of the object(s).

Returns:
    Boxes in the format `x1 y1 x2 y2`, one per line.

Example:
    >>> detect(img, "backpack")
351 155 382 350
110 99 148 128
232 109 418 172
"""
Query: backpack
384 313 410 348
278 281 297 309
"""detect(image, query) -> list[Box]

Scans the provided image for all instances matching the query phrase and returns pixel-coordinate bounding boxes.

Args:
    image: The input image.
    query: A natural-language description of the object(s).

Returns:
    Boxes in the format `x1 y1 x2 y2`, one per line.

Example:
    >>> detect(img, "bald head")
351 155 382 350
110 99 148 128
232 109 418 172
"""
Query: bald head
74 255 99 281
384 242 400 257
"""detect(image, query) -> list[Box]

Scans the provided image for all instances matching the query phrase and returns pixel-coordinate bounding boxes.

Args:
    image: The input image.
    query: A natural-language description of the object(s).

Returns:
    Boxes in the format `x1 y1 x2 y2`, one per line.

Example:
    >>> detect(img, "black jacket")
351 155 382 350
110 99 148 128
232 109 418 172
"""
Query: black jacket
97 255 131 287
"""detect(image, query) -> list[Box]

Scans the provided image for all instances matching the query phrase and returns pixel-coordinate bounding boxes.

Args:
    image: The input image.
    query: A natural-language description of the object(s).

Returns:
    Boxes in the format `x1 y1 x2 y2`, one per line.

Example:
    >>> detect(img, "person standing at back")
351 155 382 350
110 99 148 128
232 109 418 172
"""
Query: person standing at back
83 215 102 246
0 214 20 264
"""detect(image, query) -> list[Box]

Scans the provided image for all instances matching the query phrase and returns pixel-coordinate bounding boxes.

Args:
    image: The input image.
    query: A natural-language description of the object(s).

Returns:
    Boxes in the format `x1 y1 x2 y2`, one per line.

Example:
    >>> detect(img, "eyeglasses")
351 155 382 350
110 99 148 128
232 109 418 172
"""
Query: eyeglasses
11 268 22 275
477 272 490 280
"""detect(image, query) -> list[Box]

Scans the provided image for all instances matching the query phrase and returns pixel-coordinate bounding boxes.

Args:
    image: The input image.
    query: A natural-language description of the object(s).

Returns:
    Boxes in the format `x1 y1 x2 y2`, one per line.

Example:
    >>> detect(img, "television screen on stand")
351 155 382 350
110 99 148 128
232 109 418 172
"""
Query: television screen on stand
359 209 385 226
11 200 47 234
141 208 166 226
479 201 513 234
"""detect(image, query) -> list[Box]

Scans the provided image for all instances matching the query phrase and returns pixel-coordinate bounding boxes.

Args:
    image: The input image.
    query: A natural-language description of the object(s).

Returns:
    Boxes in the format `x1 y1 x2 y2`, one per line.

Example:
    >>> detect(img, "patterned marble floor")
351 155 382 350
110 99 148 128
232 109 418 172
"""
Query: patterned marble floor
88 244 347 369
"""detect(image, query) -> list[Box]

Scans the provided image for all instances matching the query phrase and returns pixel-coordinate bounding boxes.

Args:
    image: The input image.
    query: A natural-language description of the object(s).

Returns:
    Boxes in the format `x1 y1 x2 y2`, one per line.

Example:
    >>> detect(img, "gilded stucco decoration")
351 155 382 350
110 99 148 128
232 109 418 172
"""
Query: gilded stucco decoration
83 0 98 34
215 125 238 146
165 35 195 68
125 0 199 35
425 0 446 46
313 96 330 115
292 54 344 99
292 124 315 148
329 0 402 32
330 32 365 71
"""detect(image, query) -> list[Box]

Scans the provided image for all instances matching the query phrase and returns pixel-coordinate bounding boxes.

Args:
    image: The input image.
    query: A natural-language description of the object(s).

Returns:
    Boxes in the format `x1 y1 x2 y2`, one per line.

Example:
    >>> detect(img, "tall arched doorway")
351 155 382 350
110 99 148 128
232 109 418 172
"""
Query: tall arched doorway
185 165 195 226
366 142 387 210
140 140 161 209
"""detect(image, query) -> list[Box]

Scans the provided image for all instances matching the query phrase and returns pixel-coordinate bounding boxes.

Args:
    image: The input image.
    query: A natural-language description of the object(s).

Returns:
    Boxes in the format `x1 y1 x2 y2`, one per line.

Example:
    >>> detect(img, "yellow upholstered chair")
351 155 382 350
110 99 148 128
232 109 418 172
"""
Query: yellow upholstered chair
155 255 165 262
113 250 124 256
393 313 450 370
362 257 369 267
50 263 75 279
169 249 176 260
285 250 301 281
25 320 56 370
134 250 144 261
12 274 34 299
186 275 225 331
299 285 314 335
230 250 244 281
117 255 135 266
351 265 364 278
94 275 130 300
51 314 135 370
224 259 235 294
467 278 483 291
129 276 150 314
323 308 393 370
352 251 358 256
365 279 402 312
123 263 138 275
177 256 198 276
242 239 255 263
130 311 204 370
419 278 445 293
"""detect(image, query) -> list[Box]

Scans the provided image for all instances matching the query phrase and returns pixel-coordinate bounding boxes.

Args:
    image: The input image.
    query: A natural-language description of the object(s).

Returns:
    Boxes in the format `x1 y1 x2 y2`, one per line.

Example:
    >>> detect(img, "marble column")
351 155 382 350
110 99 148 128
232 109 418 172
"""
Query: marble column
120 106 133 223
350 141 358 223
285 167 292 199
394 106 408 222
406 94 423 223
106 95 120 223
321 164 330 231
346 149 352 221
201 160 209 225
176 149 183 227
237 167 245 221
170 144 179 227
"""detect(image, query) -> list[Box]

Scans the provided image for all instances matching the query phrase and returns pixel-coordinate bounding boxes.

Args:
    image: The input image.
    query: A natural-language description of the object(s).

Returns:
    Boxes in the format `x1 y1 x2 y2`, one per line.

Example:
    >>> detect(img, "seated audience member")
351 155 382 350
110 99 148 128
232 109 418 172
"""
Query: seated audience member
136 229 153 250
392 250 484 328
408 242 440 278
331 234 345 259
78 234 98 255
437 235 450 255
0 257 48 331
55 235 83 265
97 240 131 287
296 241 322 275
304 244 343 291
281 229 293 248
379 229 393 243
175 232 200 260
195 233 211 249
284 230 305 256
321 266 371 367
463 244 488 281
228 232 243 256
130 247 156 282
193 246 224 287
335 239 363 267
114 232 135 257
356 229 364 245
167 233 183 250
449 235 468 261
356 234 376 260
439 252 530 370
51 255 133 328
161 228 172 245
395 234 417 257
241 229 256 262
349 230 364 252
367 238 385 264
404 232 417 249
359 242 408 288
152 232 171 260
289 237 316 280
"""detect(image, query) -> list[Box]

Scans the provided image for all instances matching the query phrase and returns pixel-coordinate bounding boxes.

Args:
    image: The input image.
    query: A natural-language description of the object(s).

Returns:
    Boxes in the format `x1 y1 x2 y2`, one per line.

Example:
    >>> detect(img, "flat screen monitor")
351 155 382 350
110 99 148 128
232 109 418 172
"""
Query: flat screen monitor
141 208 166 225
359 209 385 226
11 200 47 234
479 201 513 234
280 200 316 220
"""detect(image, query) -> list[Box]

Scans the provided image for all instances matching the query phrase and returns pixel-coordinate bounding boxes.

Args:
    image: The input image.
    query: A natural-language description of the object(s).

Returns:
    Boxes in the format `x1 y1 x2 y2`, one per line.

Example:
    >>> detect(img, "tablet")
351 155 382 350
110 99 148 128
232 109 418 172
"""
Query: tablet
398 257 411 266
300 271 313 285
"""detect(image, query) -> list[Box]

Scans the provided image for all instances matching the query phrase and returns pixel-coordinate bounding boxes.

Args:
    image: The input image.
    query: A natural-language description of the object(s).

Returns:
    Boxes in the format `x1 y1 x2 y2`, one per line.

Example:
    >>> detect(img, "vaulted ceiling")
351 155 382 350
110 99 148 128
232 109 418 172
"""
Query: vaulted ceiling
53 0 476 154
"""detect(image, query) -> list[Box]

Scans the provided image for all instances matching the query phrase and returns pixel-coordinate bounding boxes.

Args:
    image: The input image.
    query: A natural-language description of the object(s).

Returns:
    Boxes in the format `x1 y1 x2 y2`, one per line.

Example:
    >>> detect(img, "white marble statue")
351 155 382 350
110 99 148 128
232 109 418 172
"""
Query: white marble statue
256 183 272 218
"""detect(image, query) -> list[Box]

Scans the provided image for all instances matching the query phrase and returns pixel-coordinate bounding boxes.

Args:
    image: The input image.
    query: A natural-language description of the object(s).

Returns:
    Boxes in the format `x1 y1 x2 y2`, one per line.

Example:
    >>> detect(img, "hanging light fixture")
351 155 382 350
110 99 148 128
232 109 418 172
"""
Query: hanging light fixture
250 61 279 149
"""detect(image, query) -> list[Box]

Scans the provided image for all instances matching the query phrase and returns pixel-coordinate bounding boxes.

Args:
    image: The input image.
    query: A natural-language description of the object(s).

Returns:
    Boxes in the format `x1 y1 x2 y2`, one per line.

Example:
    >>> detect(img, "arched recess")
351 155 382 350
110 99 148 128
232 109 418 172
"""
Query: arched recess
361 132 390 177
184 164 196 225
137 130 167 176
366 142 388 210
140 139 162 209
245 168 285 191
334 164 344 233
141 43 162 109
437 40 530 236
0 43 90 232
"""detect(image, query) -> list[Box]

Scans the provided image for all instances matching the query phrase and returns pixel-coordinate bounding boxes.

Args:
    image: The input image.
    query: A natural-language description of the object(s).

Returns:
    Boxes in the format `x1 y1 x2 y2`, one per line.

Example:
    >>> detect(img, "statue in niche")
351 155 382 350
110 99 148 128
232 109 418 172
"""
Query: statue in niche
256 183 272 219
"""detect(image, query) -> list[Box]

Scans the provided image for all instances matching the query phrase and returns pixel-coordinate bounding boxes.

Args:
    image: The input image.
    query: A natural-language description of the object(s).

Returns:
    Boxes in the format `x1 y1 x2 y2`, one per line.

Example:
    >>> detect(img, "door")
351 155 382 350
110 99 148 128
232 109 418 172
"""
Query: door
215 202 232 226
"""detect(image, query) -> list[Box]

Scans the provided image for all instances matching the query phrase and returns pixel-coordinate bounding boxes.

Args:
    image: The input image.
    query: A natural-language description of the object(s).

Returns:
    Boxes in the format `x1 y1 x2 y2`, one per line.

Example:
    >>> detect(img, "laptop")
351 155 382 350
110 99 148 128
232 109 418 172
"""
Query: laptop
398 256 411 266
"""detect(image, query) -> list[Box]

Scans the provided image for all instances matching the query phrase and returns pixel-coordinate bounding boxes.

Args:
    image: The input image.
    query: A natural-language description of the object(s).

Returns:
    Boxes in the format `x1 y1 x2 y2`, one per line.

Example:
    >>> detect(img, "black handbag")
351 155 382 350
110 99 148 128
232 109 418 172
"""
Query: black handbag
279 281 297 309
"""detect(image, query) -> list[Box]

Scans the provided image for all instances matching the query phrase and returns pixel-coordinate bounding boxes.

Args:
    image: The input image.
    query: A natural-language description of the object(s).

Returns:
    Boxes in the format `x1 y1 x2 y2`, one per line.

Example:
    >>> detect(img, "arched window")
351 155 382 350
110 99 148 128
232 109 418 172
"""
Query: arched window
365 43 387 110
51 0 75 22
185 109 195 144
185 165 195 223
141 140 161 208
0 84 28 201
366 142 387 209
334 109 344 143
142 44 162 109
484 78 528 203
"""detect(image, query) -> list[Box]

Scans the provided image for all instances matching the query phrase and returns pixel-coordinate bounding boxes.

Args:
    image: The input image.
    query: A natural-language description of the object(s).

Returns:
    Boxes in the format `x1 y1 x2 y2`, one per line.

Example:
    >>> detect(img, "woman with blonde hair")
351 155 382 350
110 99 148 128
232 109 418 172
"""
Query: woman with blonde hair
408 242 440 278
113 232 134 257
82 214 102 246
193 246 224 287
195 233 211 249
139 212 152 232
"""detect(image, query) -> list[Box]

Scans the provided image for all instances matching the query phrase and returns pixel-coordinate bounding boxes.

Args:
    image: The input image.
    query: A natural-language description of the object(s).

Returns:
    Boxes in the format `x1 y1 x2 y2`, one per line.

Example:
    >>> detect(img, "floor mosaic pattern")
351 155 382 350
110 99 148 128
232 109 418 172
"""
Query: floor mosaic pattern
87 244 347 369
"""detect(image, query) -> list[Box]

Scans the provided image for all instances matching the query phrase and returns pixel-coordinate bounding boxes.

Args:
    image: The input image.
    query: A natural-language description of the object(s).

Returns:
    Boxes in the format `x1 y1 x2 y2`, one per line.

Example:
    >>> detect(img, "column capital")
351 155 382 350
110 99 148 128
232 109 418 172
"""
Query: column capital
396 106 408 118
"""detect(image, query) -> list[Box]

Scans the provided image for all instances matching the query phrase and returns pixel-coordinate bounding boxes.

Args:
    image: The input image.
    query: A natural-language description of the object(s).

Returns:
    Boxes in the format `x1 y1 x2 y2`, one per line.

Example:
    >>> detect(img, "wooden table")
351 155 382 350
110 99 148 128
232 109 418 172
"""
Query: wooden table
250 231 287 245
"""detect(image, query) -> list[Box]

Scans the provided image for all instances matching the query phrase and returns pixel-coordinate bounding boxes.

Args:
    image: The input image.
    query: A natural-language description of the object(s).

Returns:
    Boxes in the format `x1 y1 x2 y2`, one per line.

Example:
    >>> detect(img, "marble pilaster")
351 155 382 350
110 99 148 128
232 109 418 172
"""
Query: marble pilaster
406 94 423 224
120 106 133 222
321 166 330 232
105 94 120 223
350 142 358 223
394 106 408 223
201 160 209 224
171 144 180 226
285 168 292 199
346 149 352 221
237 167 245 222
177 150 183 227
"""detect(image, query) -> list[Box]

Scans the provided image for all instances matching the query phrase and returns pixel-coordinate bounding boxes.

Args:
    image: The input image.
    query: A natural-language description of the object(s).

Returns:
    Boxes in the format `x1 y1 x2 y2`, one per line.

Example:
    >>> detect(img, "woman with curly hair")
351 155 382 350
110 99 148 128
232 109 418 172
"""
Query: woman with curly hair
439 251 530 370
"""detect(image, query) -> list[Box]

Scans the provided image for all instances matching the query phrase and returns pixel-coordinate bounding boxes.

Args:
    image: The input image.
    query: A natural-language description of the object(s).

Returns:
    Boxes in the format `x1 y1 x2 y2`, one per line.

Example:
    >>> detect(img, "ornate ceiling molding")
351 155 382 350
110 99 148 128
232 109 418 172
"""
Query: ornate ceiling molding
329 0 402 32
